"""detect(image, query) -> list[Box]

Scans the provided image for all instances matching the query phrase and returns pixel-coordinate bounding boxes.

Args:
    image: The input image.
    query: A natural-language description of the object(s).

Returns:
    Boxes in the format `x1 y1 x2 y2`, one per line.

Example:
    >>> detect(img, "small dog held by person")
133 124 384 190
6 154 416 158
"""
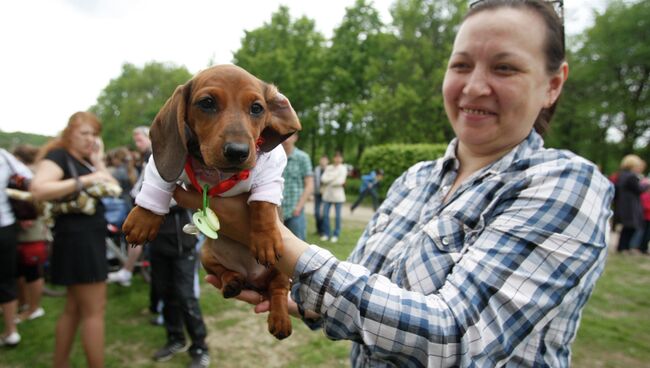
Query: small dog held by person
122 64 300 339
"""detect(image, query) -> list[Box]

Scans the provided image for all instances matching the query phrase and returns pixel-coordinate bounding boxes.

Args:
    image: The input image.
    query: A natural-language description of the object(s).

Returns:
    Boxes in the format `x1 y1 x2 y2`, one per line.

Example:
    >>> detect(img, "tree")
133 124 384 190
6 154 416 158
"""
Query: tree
555 0 650 169
320 0 386 161
90 62 192 149
363 0 466 147
232 6 327 160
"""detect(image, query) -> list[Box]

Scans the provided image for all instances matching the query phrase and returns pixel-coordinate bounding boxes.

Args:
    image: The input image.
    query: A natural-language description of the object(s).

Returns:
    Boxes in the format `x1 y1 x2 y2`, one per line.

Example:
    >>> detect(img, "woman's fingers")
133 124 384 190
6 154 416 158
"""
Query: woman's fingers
204 274 223 289
204 275 271 313
253 299 271 314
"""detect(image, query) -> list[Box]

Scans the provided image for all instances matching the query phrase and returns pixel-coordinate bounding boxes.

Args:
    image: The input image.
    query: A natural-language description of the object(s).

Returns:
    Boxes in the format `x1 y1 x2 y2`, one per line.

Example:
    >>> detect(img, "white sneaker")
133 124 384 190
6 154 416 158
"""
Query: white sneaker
331 236 338 243
15 307 45 324
320 235 329 241
107 269 132 287
28 307 45 320
0 332 21 347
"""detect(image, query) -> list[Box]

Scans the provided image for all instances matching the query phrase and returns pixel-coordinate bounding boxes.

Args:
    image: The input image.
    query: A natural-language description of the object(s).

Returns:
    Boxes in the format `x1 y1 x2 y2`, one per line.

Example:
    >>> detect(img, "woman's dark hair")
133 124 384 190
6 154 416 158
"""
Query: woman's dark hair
466 0 565 135
13 144 39 165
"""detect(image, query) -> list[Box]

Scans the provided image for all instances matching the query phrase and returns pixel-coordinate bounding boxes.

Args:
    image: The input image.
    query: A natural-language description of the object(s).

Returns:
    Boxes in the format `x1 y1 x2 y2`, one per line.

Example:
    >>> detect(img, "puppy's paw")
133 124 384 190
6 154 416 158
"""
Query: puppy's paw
222 277 246 299
250 227 284 267
122 206 164 245
268 312 292 340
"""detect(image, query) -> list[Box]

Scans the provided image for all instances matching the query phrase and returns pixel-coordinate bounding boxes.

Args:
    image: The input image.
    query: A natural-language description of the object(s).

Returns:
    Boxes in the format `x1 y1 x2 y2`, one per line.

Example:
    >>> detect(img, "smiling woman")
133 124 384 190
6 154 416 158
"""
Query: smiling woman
442 2 568 188
172 1 614 366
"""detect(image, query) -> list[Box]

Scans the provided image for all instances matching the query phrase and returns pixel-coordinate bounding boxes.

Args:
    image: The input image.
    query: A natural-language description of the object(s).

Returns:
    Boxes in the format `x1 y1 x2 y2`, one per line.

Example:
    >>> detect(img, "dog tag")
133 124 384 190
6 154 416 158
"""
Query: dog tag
182 223 200 235
193 211 219 239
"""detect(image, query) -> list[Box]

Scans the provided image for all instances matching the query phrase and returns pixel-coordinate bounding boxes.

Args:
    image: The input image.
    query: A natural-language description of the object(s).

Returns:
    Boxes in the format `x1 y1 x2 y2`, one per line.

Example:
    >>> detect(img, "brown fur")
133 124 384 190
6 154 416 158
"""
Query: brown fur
122 64 300 339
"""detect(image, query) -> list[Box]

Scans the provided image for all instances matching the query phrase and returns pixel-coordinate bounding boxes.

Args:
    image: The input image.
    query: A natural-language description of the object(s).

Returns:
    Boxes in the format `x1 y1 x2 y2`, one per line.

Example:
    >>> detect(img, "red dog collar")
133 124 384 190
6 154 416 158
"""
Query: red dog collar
183 137 264 197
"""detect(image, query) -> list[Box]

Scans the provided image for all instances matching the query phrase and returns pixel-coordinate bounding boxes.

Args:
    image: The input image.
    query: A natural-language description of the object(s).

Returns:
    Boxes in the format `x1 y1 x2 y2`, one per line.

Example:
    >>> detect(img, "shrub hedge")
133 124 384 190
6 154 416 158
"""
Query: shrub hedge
356 143 448 197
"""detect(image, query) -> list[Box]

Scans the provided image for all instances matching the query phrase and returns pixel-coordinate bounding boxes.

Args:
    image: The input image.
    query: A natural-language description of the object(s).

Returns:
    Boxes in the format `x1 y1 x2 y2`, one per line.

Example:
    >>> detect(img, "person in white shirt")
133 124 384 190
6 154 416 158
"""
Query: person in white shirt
319 151 347 243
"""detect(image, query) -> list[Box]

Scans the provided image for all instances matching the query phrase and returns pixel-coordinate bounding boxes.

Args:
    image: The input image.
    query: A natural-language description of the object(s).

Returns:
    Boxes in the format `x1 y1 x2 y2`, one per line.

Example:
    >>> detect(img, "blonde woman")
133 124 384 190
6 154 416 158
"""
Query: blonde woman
614 154 648 253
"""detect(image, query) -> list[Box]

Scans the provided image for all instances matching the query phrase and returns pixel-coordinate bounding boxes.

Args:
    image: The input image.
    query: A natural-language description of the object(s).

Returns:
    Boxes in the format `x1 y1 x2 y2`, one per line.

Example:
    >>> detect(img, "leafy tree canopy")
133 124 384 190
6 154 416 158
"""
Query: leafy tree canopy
91 62 192 149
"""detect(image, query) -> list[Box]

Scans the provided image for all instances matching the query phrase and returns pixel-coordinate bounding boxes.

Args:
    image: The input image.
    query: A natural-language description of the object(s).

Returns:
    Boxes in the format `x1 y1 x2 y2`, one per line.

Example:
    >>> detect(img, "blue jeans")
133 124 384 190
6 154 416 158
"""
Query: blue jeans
351 187 380 211
314 194 325 235
322 202 342 238
284 211 307 241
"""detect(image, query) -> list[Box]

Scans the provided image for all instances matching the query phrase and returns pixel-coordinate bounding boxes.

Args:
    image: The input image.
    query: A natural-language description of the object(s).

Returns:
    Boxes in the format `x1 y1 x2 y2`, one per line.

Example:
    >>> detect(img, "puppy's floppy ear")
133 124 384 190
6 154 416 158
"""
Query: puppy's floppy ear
259 85 301 152
150 82 192 181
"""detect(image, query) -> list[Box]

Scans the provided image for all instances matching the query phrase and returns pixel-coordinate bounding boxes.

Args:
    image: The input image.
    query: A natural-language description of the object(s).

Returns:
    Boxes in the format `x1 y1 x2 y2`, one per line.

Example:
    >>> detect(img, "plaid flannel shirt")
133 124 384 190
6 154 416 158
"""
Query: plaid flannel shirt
281 147 313 220
291 131 613 367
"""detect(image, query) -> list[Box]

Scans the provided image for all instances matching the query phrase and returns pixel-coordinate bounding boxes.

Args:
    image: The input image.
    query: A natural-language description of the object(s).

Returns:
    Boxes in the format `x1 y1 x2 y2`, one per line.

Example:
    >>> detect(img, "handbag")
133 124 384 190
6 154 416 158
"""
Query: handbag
17 241 48 266
2 151 38 221
5 188 38 220
42 152 122 221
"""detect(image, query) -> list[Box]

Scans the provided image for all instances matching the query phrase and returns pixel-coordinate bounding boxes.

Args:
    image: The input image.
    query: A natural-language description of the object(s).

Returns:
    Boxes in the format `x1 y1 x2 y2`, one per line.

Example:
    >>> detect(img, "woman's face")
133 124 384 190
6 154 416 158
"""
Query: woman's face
442 8 566 158
319 156 329 167
70 122 98 157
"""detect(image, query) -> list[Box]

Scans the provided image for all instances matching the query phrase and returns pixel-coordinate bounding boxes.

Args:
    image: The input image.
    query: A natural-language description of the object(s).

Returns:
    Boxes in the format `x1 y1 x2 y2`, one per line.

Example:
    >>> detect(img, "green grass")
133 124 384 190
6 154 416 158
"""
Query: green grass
2 219 649 367
571 254 650 367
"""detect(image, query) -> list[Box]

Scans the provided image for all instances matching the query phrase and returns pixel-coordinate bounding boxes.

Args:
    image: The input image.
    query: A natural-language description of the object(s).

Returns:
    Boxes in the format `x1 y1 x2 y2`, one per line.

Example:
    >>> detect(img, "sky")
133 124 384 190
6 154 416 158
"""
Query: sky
0 0 609 137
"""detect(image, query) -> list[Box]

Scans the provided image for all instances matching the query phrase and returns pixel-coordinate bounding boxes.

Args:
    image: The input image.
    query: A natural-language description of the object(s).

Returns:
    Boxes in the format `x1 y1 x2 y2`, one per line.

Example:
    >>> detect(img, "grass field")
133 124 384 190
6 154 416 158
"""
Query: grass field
1 216 649 367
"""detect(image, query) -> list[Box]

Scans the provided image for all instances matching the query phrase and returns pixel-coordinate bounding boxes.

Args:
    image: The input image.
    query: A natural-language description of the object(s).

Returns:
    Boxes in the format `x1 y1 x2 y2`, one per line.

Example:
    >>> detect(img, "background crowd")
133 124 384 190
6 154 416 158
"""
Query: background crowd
0 111 384 367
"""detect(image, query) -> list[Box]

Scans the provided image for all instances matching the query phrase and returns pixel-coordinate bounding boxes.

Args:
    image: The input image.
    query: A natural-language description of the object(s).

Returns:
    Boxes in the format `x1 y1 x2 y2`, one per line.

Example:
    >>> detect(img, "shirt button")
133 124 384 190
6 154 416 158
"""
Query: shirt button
441 237 449 246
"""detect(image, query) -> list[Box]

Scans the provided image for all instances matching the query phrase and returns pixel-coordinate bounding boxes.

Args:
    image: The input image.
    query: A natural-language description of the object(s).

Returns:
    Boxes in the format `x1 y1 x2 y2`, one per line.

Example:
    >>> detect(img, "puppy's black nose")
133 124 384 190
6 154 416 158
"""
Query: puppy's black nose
223 142 250 164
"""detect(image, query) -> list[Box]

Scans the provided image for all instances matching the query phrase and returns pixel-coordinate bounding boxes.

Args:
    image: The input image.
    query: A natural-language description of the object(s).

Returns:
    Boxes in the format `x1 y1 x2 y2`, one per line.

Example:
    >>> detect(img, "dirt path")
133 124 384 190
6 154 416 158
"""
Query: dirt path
303 198 375 225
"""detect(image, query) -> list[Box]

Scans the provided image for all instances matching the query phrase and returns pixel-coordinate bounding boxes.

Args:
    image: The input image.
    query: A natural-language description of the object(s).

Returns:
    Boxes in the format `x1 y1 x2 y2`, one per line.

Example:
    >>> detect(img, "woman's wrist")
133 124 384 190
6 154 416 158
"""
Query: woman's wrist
276 220 310 276
74 176 85 192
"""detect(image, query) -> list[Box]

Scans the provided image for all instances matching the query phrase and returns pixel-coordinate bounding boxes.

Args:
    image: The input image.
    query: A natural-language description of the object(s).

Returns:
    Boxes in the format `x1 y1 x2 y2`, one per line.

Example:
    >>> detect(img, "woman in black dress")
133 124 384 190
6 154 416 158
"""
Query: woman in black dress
31 111 117 368
614 154 648 253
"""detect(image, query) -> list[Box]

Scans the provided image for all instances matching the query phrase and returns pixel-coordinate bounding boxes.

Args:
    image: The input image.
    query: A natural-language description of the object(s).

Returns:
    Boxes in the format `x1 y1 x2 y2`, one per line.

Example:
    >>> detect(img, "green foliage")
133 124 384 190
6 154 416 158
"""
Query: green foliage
362 0 464 149
90 62 192 149
233 6 328 160
547 0 650 172
319 0 386 158
359 143 447 195
0 131 51 151
7 0 646 176
571 254 650 367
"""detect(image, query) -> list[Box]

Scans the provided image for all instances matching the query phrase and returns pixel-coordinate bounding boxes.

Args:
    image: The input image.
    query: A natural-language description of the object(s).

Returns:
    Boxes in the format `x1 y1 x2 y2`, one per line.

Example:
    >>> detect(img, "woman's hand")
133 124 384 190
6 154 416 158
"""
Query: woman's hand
204 274 275 314
89 137 106 167
203 274 319 318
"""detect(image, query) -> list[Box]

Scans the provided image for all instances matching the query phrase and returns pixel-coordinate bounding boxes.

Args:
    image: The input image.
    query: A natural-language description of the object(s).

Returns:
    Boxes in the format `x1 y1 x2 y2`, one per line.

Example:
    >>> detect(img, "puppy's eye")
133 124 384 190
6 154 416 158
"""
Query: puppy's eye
250 102 264 117
197 97 217 112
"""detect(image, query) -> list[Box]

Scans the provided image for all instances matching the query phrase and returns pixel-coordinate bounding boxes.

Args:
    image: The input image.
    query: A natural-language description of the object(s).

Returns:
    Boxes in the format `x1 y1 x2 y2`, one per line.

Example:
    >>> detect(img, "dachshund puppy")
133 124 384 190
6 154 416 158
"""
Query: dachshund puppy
122 64 300 339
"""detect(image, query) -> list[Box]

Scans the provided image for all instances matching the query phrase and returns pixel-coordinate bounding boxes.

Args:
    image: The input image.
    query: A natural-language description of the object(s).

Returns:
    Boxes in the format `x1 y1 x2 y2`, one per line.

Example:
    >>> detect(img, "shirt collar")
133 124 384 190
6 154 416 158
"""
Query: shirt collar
440 130 544 177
